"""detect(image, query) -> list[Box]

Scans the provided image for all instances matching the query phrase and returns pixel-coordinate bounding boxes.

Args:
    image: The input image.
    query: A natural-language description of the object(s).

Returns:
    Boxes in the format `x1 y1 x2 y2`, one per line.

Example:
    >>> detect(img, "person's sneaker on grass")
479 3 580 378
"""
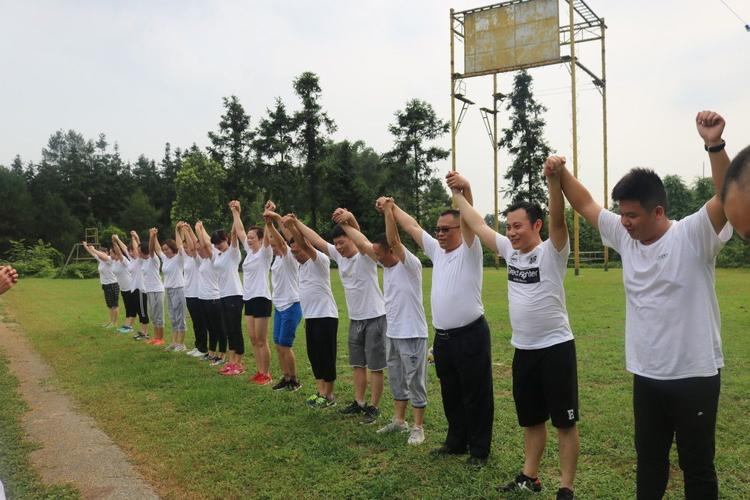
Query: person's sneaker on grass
272 377 289 391
133 333 149 341
310 395 334 409
222 364 245 376
210 357 225 366
164 343 176 352
306 393 321 408
339 401 365 416
219 363 236 374
172 344 186 352
189 349 205 358
286 379 302 392
430 444 468 457
200 354 212 362
360 405 380 425
117 325 132 334
500 473 542 493
407 426 425 445
376 419 409 434
151 338 165 346
257 373 273 386
556 487 574 500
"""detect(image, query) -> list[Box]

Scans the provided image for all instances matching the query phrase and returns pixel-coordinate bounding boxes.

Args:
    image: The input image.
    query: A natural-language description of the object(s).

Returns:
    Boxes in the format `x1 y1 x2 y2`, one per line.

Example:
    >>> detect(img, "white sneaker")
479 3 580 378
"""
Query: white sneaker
376 419 409 434
186 348 199 356
192 350 208 358
173 344 187 352
407 426 425 445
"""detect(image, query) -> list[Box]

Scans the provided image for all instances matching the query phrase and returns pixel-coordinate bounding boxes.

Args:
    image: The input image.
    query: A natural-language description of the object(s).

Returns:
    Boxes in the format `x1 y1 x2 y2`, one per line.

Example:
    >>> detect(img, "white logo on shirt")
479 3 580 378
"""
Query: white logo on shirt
567 409 575 420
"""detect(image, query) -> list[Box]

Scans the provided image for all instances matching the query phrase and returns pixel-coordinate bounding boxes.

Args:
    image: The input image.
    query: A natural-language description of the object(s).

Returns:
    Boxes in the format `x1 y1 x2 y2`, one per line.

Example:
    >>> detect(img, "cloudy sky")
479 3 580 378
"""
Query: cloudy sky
2 0 748 215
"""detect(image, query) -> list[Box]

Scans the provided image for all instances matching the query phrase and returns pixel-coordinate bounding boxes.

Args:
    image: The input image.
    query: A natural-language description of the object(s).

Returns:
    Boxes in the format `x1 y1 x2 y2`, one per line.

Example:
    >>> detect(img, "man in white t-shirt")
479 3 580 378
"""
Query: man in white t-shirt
548 110 731 499
334 202 429 446
387 187 493 468
447 173 578 500
295 212 387 425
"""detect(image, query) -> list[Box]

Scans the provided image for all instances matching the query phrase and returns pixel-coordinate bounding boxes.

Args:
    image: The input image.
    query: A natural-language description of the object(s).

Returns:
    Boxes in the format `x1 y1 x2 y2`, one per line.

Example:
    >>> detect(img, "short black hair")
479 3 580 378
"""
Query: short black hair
248 226 264 240
722 144 750 201
210 229 228 245
330 225 347 240
502 201 544 227
372 233 389 250
139 242 149 255
611 168 668 212
439 209 460 220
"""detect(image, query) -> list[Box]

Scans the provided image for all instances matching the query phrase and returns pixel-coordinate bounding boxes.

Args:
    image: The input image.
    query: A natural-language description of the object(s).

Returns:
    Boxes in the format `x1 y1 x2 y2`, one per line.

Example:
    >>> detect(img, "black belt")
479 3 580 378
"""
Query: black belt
434 315 485 339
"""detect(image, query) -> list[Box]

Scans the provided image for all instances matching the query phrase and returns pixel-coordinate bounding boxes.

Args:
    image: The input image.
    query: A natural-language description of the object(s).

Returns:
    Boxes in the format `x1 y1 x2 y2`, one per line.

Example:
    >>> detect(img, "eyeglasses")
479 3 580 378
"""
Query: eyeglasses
433 225 460 234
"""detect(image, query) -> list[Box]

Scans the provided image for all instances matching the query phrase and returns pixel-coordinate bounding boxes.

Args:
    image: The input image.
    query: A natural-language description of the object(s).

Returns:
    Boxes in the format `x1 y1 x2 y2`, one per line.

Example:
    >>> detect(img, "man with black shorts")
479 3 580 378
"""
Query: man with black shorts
448 172 578 500
388 189 492 467
548 110 731 499
295 211 387 425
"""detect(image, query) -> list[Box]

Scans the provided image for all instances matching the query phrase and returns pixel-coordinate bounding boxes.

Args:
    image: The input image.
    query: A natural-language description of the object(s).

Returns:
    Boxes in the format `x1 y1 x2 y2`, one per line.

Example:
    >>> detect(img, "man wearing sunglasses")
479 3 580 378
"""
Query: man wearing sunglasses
385 186 492 468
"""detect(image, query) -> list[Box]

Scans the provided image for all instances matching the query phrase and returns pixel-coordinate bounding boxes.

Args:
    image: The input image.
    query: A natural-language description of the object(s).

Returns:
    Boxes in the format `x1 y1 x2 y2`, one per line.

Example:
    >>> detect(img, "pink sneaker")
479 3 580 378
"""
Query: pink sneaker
222 364 246 376
219 363 236 374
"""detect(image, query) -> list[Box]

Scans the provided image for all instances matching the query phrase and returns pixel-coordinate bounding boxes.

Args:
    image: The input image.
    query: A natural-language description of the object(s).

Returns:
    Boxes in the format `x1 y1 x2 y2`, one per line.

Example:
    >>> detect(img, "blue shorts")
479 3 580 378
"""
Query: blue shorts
273 302 302 347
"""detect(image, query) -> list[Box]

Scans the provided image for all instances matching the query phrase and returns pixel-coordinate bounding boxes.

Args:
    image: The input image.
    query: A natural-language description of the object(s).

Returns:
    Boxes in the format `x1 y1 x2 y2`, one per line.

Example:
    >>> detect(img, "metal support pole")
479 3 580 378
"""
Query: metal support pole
569 0 581 276
450 9 457 173
601 20 609 271
493 73 500 269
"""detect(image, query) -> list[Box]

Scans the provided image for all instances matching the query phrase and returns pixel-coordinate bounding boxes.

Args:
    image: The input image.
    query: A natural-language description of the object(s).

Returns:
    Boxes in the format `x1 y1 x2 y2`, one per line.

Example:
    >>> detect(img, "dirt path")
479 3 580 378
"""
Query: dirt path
0 320 159 500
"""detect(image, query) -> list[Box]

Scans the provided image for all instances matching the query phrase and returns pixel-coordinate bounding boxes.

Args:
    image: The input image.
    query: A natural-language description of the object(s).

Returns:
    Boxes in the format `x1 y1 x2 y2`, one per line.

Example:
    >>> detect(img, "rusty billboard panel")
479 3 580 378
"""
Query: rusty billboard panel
464 0 561 76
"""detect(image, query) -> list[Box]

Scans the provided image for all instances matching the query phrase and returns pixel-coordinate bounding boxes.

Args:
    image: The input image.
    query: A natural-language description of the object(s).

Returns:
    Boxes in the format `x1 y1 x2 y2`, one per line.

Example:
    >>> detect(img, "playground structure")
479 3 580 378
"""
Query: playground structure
450 0 609 274
63 227 100 270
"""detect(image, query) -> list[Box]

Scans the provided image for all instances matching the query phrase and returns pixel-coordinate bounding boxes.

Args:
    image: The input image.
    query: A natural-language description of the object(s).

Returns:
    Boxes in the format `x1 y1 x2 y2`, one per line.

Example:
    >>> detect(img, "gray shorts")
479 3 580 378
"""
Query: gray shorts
387 337 428 408
165 287 187 331
146 291 165 327
348 315 387 371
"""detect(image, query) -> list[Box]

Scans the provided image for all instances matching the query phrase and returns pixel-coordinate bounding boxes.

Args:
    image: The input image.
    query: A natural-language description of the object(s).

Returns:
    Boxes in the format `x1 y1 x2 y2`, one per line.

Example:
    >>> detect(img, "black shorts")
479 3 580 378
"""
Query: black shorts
512 339 579 429
121 289 139 318
244 297 272 318
305 317 338 382
102 283 119 309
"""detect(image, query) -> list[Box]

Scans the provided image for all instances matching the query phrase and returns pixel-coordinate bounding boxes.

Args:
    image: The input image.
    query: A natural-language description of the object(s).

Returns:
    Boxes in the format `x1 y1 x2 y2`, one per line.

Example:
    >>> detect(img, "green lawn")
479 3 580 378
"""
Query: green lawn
1 269 749 499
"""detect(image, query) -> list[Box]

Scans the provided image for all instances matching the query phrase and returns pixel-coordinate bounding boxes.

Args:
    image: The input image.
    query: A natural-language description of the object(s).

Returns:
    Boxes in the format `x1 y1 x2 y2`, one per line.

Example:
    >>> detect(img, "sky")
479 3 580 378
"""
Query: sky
1 0 748 216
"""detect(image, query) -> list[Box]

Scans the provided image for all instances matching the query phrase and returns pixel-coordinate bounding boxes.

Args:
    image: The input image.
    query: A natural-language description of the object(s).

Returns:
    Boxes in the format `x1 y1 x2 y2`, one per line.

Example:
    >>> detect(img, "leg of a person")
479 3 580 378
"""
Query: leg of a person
454 319 494 459
433 333 467 452
673 373 720 500
401 337 428 427
306 319 323 384
557 425 579 490
175 289 187 345
203 299 218 354
318 317 338 398
255 316 271 374
512 346 548 477
279 304 301 378
214 299 227 355
387 337 410 421
364 316 387 407
220 297 235 361
137 289 149 333
148 292 165 339
349 319 368 405
186 297 207 353
634 375 674 500
227 296 244 362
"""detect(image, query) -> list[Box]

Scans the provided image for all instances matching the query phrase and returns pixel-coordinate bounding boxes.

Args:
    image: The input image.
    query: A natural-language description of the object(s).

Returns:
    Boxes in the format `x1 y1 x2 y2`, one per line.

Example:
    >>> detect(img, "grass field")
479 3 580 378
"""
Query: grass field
1 269 749 499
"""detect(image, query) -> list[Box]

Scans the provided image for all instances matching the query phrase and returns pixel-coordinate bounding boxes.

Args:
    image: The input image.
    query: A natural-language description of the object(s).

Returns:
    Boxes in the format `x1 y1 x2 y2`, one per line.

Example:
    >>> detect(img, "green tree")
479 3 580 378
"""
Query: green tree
171 150 228 231
500 71 551 209
293 72 337 229
382 99 449 225
208 96 255 201
690 176 715 213
0 166 34 253
662 174 692 220
119 188 161 234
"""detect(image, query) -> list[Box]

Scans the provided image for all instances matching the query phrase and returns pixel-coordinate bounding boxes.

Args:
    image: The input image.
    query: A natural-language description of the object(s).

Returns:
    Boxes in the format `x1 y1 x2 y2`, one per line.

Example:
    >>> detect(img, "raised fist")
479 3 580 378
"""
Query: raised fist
265 200 277 212
445 171 468 191
543 156 566 178
695 110 725 146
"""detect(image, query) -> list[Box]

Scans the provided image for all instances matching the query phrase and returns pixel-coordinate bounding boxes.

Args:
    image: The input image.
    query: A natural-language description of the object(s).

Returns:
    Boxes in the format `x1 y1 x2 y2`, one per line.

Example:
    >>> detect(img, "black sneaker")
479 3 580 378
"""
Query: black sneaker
286 379 302 392
338 400 365 415
500 473 542 493
272 377 289 391
360 405 380 425
430 444 468 457
556 487 574 500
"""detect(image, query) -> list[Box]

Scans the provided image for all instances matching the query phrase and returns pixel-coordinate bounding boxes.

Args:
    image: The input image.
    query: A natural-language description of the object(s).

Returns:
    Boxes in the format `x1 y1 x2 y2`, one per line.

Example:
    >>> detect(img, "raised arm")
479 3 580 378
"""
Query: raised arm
181 222 198 257
283 214 318 260
82 241 110 261
339 222 378 261
332 208 361 231
448 189 499 252
230 200 247 245
129 230 141 255
195 221 213 258
547 156 602 230
695 110 729 233
383 200 406 262
293 218 330 255
112 234 130 259
175 222 184 252
545 165 569 251
378 197 425 250
445 172 478 247
148 227 160 257
264 215 288 256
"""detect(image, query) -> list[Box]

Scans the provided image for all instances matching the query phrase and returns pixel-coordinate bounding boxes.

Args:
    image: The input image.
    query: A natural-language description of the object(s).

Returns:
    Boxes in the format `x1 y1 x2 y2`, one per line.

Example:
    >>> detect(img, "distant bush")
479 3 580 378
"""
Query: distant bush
55 262 99 279
1 239 62 277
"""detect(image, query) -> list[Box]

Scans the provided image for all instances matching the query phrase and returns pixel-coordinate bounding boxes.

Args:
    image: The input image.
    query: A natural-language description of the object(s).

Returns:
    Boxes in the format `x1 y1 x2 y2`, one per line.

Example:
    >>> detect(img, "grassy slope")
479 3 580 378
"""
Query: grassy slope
1 269 748 499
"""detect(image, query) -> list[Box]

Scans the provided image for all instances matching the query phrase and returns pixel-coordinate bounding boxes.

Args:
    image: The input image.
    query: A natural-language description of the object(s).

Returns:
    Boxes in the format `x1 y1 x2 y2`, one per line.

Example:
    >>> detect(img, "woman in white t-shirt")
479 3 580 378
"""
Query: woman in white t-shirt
81 241 119 328
153 224 188 352
109 234 138 333
178 222 208 358
195 221 227 364
231 201 274 384
113 234 151 339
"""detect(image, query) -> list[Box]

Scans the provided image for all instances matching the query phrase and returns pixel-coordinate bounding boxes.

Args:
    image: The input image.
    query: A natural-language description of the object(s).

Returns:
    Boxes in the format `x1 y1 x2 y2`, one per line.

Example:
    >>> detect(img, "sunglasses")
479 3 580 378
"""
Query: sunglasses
433 225 460 234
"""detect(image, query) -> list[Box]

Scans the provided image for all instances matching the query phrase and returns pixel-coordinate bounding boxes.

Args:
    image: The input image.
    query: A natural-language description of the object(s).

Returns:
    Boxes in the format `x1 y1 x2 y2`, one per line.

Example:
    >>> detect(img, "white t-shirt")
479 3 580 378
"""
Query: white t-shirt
110 258 133 292
422 231 484 330
95 256 118 285
598 205 732 380
382 248 428 339
327 243 385 321
242 241 272 300
158 250 184 289
198 255 220 300
213 245 243 298
271 251 300 311
299 250 338 319
495 235 574 349
182 251 200 298
127 256 143 291
140 255 164 293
